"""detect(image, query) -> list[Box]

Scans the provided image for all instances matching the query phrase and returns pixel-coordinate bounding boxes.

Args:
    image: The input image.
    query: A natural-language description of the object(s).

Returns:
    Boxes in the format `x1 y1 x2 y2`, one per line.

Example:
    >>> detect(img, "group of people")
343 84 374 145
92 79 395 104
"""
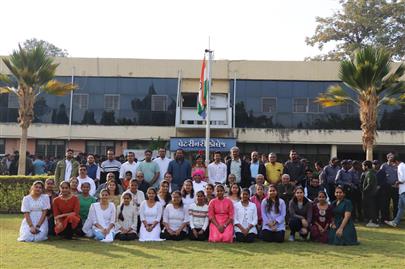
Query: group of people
16 147 405 245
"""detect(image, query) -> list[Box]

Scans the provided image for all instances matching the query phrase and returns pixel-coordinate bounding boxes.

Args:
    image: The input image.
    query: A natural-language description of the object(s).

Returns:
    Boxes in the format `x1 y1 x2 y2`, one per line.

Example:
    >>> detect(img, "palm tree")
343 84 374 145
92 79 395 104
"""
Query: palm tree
0 44 77 175
317 46 405 160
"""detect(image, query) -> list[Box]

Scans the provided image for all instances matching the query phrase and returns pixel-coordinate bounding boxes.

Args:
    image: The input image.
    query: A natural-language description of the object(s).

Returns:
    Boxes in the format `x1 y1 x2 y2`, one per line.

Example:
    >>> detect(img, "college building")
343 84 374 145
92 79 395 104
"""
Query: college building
0 57 404 162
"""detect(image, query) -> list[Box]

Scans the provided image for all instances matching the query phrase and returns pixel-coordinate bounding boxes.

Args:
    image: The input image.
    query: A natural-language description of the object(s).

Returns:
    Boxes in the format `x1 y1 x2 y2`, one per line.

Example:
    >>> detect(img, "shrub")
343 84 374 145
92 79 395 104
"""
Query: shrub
0 176 53 213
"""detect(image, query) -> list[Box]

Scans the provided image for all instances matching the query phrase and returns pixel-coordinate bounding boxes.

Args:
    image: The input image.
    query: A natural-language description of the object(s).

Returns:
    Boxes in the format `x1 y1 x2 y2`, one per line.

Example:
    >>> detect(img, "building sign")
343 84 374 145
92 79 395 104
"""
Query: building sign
170 137 236 152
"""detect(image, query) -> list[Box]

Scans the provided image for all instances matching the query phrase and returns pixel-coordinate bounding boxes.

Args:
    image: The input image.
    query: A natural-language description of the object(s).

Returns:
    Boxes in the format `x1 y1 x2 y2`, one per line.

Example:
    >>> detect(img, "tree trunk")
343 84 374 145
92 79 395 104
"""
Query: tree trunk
18 126 28 175
366 145 373 161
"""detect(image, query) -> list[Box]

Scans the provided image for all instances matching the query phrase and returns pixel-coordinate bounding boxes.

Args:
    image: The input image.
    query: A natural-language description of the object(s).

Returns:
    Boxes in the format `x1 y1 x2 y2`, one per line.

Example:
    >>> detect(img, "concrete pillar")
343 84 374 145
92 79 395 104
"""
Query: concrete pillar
330 145 338 159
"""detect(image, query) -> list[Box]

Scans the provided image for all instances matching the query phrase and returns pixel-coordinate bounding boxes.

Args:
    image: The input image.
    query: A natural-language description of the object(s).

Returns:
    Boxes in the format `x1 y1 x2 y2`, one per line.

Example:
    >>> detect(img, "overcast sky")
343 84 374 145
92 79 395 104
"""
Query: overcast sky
1 0 339 60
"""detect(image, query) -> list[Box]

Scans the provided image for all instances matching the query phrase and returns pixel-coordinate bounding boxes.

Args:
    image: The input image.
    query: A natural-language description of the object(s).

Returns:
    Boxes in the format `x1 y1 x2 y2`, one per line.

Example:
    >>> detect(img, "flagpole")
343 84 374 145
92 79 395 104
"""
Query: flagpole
205 49 213 168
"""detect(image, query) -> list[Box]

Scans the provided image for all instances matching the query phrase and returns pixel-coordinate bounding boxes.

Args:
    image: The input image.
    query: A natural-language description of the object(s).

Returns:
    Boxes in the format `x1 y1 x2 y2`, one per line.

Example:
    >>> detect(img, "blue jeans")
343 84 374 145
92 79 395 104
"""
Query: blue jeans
393 192 405 225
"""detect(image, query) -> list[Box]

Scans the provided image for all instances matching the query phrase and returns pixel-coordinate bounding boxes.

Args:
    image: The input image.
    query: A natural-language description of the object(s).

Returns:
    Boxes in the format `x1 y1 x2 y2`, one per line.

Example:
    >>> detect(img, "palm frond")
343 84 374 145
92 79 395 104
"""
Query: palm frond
0 73 12 84
42 80 77 96
316 85 357 108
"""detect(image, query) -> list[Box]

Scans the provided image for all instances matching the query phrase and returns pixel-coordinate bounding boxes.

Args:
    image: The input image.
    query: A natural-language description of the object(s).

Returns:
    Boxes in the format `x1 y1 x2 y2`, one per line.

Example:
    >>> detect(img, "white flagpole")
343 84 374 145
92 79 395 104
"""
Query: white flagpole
205 49 213 168
68 67 75 143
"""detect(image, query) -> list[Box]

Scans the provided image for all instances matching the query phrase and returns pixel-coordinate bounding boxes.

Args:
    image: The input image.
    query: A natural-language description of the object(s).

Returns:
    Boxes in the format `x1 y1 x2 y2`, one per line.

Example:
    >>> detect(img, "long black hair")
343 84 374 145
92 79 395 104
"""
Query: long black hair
159 180 172 204
146 187 160 202
266 185 281 214
230 183 241 197
118 192 132 222
171 190 184 208
181 179 194 199
292 186 309 205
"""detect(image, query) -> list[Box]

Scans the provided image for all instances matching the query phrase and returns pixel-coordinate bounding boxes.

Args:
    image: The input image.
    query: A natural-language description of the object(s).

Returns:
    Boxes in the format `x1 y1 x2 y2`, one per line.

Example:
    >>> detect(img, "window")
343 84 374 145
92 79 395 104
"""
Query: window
86 141 115 156
73 94 89 110
8 94 19 109
0 139 5 155
182 93 198 108
104 94 120 111
340 102 355 114
261 97 277 113
293 98 322 113
151 95 168 112
36 140 66 158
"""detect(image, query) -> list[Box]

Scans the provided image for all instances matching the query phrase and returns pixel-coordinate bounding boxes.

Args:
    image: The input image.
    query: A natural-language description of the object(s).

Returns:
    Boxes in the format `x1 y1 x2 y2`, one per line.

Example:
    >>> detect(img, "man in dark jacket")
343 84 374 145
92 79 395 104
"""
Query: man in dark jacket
284 150 306 187
362 160 379 227
226 147 251 188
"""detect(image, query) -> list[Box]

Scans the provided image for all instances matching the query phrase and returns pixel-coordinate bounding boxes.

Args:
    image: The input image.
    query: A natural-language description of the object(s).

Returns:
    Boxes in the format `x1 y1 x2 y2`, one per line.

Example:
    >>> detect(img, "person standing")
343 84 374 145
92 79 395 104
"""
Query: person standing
380 153 400 220
137 150 160 189
362 161 379 227
77 164 97 197
167 149 191 188
207 151 227 185
265 153 283 185
100 149 121 185
320 157 340 201
86 154 100 186
249 151 266 185
54 149 79 187
119 152 139 183
335 160 355 203
349 160 363 222
385 159 405 228
153 148 171 187
226 147 251 188
33 155 46 175
284 150 306 187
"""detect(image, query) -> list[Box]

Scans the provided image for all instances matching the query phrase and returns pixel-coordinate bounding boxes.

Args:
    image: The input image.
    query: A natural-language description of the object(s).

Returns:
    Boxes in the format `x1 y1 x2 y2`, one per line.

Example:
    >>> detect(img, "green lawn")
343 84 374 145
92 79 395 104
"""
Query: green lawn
1 214 404 269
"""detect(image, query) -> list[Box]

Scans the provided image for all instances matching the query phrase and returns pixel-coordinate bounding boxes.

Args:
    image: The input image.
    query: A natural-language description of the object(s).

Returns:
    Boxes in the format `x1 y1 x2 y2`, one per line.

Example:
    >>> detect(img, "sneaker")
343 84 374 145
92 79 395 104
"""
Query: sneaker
366 222 380 228
385 220 397 227
288 235 295 242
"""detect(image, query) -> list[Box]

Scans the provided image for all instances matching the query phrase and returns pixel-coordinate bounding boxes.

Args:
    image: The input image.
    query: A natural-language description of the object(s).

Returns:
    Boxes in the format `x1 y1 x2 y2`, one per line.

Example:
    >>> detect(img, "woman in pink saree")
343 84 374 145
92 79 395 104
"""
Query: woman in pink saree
208 184 234 243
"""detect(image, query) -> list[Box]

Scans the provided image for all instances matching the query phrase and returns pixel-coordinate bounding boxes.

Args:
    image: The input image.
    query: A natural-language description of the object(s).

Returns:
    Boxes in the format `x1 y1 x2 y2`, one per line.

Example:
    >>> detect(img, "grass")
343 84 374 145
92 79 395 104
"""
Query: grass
1 214 405 269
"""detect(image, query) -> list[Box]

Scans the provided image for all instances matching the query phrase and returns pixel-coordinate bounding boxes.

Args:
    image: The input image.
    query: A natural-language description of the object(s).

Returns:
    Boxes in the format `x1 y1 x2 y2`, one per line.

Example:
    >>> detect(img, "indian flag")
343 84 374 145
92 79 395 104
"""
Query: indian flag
197 56 208 118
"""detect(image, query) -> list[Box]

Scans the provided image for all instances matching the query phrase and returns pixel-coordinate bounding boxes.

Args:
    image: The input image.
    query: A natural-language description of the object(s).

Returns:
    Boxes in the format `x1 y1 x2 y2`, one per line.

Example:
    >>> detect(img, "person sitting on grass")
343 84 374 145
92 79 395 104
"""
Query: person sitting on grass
328 186 359 245
288 186 312 242
250 184 267 231
261 184 286 243
139 187 164 242
115 192 138 241
234 188 258 243
84 189 116 243
77 182 96 223
161 191 189 241
53 182 82 239
310 190 332 243
18 181 50 242
208 184 234 243
189 191 209 241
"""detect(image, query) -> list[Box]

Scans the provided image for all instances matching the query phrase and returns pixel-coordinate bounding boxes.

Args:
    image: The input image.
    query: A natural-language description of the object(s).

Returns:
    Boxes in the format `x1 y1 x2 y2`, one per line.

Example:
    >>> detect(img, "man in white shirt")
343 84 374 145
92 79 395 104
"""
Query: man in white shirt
77 164 96 196
119 151 139 182
385 159 405 227
208 151 227 185
153 148 171 187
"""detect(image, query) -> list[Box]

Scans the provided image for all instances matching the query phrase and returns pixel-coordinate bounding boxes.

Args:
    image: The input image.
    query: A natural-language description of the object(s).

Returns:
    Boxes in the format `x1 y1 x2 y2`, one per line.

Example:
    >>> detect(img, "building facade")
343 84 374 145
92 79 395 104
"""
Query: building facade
0 57 404 162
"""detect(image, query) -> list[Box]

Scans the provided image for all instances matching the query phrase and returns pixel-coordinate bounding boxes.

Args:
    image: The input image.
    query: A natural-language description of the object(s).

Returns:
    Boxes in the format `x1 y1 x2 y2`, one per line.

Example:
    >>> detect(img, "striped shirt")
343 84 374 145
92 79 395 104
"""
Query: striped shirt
188 203 209 230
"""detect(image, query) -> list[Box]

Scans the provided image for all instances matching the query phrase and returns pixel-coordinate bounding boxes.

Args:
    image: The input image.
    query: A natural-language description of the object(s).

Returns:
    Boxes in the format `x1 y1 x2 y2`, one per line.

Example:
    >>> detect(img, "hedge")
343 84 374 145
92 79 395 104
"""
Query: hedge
0 176 53 213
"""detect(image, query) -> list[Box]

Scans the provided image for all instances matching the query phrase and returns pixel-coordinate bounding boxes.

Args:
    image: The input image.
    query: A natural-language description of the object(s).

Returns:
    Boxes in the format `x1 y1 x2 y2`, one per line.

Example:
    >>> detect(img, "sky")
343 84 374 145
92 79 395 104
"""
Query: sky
1 0 340 61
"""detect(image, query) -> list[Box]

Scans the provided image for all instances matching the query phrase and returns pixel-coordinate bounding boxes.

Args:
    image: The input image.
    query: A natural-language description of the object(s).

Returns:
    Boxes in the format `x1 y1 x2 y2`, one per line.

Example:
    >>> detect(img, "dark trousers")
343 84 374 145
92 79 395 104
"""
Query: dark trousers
377 187 389 222
189 228 208 241
326 183 336 202
289 217 308 237
160 230 187 241
59 221 83 239
115 232 138 241
351 187 363 221
261 230 284 243
363 194 378 223
385 186 400 219
47 217 55 236
235 232 255 243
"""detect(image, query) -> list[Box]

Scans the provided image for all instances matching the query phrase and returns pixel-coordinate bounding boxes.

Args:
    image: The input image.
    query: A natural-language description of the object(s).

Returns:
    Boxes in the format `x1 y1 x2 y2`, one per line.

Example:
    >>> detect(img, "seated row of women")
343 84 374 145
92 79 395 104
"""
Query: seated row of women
18 179 358 245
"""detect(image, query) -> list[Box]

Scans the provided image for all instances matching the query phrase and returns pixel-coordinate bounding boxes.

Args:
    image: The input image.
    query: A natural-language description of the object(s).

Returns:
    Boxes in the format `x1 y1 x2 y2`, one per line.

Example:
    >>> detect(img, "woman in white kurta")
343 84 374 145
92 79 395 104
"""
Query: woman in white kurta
234 188 258 243
18 181 50 242
161 191 189 241
83 189 116 243
139 187 164 242
181 180 195 215
115 192 138 241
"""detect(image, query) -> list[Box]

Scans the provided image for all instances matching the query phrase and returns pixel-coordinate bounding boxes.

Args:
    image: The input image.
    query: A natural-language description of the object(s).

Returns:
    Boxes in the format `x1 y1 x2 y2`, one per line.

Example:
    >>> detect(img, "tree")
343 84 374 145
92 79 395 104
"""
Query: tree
316 46 405 160
0 45 76 175
22 38 69 57
306 0 405 61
